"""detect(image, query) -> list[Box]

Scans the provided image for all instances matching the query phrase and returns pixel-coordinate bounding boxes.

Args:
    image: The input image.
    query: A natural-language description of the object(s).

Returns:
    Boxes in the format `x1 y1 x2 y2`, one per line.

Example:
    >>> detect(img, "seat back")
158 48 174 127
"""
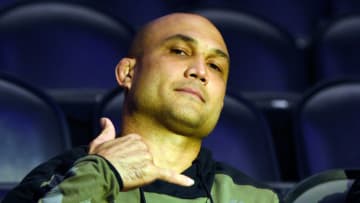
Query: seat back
203 94 281 181
294 80 360 178
284 169 359 203
69 0 190 28
95 88 281 181
0 1 134 89
186 0 329 43
94 87 124 135
330 1 360 18
192 9 307 94
0 74 71 183
315 15 360 84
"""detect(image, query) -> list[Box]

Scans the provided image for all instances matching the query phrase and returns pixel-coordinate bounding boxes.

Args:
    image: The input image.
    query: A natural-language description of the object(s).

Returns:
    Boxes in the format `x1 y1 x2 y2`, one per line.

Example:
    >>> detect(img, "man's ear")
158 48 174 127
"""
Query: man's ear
115 57 136 90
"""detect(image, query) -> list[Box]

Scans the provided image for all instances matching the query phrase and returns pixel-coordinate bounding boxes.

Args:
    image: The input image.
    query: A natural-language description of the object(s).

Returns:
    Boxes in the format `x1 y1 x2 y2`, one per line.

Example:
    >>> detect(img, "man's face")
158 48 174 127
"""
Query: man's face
127 14 229 138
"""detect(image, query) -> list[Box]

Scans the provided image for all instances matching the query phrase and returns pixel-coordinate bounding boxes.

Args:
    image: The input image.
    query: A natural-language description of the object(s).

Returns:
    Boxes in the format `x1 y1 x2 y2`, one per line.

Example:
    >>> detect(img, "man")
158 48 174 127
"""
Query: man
3 13 279 202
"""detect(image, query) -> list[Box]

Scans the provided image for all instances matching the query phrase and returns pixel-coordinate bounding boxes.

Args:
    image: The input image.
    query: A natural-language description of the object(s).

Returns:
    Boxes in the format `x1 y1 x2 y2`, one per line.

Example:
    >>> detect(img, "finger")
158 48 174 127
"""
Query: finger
156 167 194 187
90 117 116 147
99 117 116 141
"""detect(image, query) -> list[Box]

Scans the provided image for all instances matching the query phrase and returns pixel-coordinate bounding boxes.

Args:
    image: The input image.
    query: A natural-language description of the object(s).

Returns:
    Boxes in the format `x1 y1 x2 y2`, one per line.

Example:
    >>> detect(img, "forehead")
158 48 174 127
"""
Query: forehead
144 14 228 55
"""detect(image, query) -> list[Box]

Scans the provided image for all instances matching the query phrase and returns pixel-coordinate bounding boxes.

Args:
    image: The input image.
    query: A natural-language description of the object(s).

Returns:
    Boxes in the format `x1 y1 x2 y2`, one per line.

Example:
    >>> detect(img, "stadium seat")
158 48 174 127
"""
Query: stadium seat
204 94 281 181
294 80 360 178
186 0 329 43
284 169 359 203
0 74 71 195
243 92 301 181
315 15 360 84
0 1 134 89
0 1 135 145
330 1 360 17
93 87 124 135
191 9 308 94
64 0 190 29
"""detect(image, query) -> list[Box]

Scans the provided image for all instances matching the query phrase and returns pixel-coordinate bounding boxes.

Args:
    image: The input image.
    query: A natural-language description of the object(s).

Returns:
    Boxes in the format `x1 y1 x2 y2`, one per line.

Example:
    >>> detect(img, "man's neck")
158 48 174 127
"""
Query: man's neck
120 115 202 173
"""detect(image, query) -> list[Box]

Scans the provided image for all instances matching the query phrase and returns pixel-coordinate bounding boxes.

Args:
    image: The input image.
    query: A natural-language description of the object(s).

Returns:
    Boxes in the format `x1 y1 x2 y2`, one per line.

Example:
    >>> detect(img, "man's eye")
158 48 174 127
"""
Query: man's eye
209 63 222 72
170 48 188 56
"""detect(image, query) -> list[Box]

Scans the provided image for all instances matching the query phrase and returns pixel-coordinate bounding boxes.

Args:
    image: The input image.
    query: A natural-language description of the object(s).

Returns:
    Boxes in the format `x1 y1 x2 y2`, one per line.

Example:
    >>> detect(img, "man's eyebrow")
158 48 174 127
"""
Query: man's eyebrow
211 49 230 63
163 34 197 44
163 34 230 62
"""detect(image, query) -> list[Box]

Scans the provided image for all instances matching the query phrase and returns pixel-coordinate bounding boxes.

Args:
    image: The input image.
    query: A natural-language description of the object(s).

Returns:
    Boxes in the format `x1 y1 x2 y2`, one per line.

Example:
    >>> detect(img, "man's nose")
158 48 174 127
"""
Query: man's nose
184 58 208 85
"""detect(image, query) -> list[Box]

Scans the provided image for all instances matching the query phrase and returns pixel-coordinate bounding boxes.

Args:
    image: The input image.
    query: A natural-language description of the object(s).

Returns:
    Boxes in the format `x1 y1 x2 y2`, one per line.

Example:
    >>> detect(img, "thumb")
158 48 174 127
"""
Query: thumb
156 167 194 187
92 117 116 144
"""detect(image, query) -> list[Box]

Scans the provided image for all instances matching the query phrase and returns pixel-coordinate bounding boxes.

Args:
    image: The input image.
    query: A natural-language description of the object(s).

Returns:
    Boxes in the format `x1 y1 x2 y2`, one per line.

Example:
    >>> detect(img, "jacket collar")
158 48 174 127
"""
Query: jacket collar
142 147 216 199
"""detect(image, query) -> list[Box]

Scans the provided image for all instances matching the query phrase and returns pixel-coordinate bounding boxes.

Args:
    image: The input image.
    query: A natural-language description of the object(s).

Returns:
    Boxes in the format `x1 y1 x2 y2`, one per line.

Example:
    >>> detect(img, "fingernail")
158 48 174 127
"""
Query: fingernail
100 118 106 128
186 177 194 186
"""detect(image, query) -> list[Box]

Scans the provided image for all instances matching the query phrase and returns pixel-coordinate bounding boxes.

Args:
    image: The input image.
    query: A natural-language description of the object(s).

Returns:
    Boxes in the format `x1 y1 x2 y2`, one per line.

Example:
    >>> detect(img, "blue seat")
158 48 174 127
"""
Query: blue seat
294 80 360 178
191 9 307 94
67 0 190 29
203 94 281 181
0 1 134 89
243 92 301 181
315 15 360 84
95 88 281 181
186 0 328 43
0 183 16 202
0 1 135 146
284 169 359 203
0 74 71 192
330 1 360 17
94 87 125 135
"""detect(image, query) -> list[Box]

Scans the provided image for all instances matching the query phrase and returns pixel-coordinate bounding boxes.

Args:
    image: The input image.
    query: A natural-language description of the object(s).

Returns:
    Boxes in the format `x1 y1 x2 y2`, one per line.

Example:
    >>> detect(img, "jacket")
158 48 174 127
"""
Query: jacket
3 146 279 203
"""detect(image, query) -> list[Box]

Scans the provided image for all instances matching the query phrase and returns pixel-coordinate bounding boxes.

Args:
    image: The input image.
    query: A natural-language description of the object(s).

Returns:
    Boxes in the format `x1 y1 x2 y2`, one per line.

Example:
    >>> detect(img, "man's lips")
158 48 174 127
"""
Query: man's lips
174 87 205 103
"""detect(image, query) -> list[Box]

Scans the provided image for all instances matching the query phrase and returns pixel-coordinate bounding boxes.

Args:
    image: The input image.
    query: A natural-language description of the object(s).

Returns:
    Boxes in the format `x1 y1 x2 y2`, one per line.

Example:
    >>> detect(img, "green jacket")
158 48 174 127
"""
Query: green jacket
4 146 279 203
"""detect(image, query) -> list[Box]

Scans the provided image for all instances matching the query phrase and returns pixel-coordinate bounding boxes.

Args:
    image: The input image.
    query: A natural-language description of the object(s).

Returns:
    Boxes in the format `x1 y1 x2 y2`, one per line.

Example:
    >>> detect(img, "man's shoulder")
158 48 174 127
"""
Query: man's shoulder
214 161 266 187
213 162 279 202
199 148 274 189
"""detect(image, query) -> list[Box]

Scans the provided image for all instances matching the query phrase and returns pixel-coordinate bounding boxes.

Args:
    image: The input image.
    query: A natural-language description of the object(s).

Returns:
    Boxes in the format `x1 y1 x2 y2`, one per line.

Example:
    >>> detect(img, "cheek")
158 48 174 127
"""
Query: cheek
209 76 226 95
208 81 226 108
208 87 225 107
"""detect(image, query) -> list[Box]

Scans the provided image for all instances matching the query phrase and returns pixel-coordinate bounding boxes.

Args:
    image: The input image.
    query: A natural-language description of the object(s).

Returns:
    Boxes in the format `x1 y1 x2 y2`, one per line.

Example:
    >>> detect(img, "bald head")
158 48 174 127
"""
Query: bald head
128 13 228 59
116 12 230 138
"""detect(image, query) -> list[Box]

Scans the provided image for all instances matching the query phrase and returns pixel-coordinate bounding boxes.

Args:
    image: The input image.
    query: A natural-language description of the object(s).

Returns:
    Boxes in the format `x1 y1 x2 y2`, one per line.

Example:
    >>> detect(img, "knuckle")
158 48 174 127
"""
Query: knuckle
142 151 153 161
143 164 156 176
137 141 148 150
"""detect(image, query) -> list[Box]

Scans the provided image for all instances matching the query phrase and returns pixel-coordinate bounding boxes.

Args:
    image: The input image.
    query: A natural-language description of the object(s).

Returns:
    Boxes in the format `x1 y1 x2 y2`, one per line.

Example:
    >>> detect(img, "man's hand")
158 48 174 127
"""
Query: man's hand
89 117 194 191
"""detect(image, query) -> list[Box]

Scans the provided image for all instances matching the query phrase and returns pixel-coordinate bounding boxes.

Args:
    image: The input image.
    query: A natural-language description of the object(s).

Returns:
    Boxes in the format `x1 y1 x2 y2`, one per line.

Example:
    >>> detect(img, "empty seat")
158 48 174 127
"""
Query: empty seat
294 80 360 178
243 92 301 181
0 1 135 146
65 0 191 29
0 1 134 89
315 15 360 84
191 9 308 94
0 74 71 184
93 87 124 135
0 0 18 10
203 94 281 181
330 1 360 17
186 0 329 43
284 169 359 203
95 87 281 181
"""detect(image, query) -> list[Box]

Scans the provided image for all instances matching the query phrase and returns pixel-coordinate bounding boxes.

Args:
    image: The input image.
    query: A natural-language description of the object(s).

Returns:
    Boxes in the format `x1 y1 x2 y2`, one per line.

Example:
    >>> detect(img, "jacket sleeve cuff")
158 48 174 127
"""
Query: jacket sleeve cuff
93 154 124 190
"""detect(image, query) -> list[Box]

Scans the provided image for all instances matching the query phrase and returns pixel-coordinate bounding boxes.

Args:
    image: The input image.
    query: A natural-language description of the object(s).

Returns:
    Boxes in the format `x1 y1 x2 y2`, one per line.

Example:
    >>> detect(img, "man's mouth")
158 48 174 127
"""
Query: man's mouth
174 87 205 103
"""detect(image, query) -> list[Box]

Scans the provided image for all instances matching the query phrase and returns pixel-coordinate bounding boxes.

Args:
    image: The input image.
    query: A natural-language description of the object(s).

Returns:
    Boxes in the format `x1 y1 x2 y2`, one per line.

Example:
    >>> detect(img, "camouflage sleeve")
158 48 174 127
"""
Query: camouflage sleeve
38 155 122 203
